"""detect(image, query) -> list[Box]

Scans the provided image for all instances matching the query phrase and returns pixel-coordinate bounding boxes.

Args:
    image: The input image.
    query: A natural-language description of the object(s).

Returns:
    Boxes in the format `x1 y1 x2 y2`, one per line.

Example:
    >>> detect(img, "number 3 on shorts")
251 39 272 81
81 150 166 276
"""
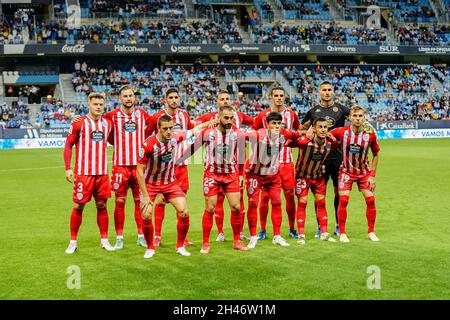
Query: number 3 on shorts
77 183 83 192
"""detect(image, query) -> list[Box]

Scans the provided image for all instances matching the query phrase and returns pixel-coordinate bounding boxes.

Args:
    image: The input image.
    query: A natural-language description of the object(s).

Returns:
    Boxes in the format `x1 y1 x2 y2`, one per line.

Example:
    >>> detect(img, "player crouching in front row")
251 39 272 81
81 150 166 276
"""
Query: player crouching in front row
64 92 115 254
136 115 209 259
329 106 380 242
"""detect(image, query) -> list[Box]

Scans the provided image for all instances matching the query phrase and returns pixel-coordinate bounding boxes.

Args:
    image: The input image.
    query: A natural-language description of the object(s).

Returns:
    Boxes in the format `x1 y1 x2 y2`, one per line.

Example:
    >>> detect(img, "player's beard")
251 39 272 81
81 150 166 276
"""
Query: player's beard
123 101 134 109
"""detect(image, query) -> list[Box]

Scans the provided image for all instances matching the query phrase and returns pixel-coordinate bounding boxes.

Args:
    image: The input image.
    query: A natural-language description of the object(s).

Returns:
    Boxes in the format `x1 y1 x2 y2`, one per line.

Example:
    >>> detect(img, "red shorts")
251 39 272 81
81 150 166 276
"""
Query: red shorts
246 173 281 197
145 181 186 202
338 171 372 192
111 165 140 198
175 165 189 192
73 175 111 204
203 171 240 197
279 162 296 190
295 176 327 198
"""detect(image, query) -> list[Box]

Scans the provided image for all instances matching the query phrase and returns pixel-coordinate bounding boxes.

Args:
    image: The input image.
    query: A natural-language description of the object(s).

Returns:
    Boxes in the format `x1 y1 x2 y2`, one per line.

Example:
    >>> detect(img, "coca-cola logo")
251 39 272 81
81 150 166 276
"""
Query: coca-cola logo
62 44 85 53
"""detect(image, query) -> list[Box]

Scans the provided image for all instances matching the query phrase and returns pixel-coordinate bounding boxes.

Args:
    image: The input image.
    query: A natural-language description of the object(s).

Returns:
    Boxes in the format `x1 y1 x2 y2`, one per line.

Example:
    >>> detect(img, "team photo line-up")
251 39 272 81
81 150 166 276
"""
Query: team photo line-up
63 82 380 258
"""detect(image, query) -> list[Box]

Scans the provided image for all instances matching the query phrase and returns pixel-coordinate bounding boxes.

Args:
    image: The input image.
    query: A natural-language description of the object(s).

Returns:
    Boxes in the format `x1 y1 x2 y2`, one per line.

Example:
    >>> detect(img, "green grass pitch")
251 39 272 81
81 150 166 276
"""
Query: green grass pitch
0 138 449 300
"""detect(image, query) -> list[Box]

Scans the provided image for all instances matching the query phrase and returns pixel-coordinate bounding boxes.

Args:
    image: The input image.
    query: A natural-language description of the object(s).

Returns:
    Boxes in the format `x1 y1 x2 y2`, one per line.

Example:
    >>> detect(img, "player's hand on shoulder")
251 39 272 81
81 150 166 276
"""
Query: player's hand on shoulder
65 169 74 183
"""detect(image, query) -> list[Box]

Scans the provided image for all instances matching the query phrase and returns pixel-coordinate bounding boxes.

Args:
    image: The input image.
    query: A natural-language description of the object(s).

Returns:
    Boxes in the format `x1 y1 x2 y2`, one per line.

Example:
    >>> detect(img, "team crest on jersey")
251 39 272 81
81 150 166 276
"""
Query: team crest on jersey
90 130 105 142
76 193 83 200
170 139 177 147
124 120 137 132
114 183 120 190
173 123 182 132
153 145 160 152
135 110 141 117
325 116 335 127
209 133 216 142
279 135 286 144
363 134 370 142
102 119 108 127
139 147 145 158
333 107 339 112
315 109 321 113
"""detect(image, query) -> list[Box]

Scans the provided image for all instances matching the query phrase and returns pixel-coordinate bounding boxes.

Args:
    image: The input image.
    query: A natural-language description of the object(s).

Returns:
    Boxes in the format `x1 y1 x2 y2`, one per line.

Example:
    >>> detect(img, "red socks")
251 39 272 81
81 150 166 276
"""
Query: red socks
215 193 225 234
271 203 282 236
258 191 270 232
247 193 259 237
239 189 245 233
365 196 377 233
134 200 143 235
96 206 109 239
154 204 165 237
177 214 190 248
284 190 296 231
142 219 154 250
114 200 125 236
338 195 349 234
315 198 328 234
296 202 307 235
70 207 83 240
230 210 241 241
202 210 214 244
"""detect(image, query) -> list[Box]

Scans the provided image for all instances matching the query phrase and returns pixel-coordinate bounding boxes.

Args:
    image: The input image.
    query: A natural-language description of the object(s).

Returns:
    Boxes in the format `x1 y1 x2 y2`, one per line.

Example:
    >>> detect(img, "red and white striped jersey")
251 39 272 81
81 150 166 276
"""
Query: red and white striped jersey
252 108 300 164
290 135 338 179
331 126 380 175
246 129 297 176
104 107 151 167
197 127 247 174
64 115 112 176
195 111 254 129
138 132 191 185
147 109 194 166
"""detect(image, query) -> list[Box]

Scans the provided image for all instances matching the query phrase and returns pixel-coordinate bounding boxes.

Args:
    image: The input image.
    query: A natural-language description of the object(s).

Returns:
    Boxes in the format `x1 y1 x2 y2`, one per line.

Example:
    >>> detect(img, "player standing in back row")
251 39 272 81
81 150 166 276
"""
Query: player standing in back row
253 87 300 240
63 92 115 254
301 81 350 237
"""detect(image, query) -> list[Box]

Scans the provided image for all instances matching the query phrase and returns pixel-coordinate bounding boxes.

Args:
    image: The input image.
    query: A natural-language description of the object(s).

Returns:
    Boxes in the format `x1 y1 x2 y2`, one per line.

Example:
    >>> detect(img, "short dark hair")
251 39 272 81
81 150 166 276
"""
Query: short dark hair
158 114 173 128
218 105 234 114
266 111 282 123
319 81 332 88
313 117 329 126
270 86 285 96
165 88 179 97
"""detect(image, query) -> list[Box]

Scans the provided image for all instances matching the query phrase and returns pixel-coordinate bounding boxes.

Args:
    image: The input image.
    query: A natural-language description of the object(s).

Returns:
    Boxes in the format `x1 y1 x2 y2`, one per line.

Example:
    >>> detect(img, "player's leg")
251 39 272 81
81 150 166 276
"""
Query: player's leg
175 165 193 246
153 194 166 247
214 190 226 241
258 190 270 240
131 183 146 248
314 192 336 243
141 192 155 259
201 173 220 254
269 181 289 247
111 166 129 247
280 163 297 238
94 175 114 251
246 177 261 249
337 171 352 242
295 178 309 245
66 202 85 254
239 182 248 241
168 195 191 256
225 191 249 251
329 161 341 236
361 187 379 241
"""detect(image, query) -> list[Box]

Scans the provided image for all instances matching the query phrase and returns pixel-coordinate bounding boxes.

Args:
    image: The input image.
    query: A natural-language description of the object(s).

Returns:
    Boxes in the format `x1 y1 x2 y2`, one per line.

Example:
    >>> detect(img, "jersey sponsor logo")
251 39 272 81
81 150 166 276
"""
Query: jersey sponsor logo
349 144 362 155
123 120 137 132
76 193 83 201
90 130 105 142
311 152 324 161
216 144 229 155
161 152 173 163
173 123 182 132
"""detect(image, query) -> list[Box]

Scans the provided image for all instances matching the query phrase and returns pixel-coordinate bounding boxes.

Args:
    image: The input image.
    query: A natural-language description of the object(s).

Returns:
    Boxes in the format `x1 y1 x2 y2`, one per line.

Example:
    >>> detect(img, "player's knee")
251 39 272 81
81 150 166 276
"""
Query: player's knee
365 196 375 206
116 197 126 207
284 189 294 199
74 203 85 211
315 198 325 207
205 202 216 213
179 207 189 218
270 194 282 206
96 201 107 209
299 197 308 205
339 195 349 206
230 203 241 213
